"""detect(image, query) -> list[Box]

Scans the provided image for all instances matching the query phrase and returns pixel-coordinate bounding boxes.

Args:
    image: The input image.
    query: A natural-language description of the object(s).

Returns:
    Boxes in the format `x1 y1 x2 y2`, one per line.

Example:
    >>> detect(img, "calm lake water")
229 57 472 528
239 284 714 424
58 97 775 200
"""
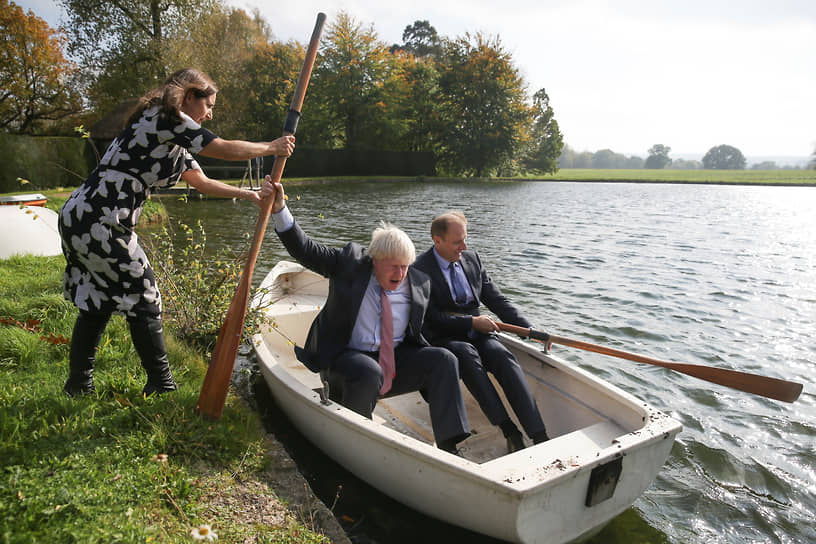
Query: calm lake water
150 181 815 544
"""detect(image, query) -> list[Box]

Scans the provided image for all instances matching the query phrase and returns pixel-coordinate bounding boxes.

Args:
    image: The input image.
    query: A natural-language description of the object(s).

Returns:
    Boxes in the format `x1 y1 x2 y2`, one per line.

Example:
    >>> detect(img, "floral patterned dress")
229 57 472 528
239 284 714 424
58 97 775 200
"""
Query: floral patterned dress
59 106 217 317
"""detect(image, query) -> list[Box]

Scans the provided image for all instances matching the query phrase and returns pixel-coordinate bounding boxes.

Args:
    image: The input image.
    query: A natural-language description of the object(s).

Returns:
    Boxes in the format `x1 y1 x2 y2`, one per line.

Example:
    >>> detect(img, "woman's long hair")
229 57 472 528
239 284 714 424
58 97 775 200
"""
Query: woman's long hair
126 69 218 127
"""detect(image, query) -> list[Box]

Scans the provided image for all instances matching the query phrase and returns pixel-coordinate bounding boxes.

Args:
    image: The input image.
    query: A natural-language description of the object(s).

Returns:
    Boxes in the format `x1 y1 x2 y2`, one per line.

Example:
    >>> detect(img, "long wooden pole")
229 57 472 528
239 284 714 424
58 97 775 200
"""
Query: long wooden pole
196 13 326 419
496 322 803 403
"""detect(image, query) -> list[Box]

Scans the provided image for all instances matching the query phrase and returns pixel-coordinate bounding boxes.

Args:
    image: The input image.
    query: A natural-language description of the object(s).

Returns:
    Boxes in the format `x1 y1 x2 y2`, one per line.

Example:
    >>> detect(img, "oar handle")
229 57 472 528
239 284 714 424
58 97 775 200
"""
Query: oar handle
495 322 803 403
497 322 550 343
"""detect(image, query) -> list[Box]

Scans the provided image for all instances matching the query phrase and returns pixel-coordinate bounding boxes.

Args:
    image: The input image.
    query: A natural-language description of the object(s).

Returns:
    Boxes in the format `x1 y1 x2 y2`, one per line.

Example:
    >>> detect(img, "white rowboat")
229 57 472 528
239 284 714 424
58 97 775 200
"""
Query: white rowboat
251 261 682 543
0 205 62 259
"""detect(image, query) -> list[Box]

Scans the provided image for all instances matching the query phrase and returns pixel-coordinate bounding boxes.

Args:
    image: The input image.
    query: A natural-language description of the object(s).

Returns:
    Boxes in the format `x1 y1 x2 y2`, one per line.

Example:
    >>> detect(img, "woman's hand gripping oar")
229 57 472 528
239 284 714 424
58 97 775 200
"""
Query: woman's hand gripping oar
496 322 803 403
196 13 327 420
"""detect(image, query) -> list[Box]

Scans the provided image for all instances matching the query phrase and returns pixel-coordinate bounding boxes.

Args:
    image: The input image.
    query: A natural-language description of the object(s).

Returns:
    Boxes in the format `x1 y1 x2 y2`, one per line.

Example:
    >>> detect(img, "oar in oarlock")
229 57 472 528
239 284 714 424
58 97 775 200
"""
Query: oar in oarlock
496 322 803 403
196 13 327 420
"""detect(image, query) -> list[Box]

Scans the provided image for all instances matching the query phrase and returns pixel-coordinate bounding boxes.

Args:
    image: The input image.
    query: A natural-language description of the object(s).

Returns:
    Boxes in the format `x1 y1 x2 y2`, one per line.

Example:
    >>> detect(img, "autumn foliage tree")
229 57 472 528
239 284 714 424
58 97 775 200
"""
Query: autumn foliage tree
0 0 82 134
310 12 404 150
437 32 530 177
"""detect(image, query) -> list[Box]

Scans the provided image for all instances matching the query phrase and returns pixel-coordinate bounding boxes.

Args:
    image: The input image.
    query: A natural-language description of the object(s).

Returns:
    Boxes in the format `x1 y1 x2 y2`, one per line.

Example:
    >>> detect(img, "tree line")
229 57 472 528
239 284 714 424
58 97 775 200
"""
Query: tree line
3 0 811 174
0 1 563 177
563 143 808 170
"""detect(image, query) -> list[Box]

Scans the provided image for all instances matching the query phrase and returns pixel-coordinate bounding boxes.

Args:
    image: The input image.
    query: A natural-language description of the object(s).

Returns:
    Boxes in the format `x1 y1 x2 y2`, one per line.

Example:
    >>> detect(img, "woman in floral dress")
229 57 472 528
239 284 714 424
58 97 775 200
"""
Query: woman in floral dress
59 68 295 396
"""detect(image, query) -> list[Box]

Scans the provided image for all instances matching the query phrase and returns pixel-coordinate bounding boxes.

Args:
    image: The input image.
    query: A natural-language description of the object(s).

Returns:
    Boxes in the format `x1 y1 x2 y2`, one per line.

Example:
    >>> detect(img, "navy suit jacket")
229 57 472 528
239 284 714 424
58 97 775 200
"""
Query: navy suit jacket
413 247 531 343
278 220 433 372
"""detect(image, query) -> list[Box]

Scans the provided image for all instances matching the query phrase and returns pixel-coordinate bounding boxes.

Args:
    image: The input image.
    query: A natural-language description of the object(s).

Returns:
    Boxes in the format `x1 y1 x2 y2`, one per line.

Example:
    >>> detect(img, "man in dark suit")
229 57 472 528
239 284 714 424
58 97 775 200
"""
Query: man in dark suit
414 211 549 452
264 180 471 454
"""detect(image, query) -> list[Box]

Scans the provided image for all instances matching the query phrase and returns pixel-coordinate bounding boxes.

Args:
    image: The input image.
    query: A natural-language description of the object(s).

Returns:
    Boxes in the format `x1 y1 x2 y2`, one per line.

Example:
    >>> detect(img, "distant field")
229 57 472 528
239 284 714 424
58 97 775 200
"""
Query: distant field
520 168 816 185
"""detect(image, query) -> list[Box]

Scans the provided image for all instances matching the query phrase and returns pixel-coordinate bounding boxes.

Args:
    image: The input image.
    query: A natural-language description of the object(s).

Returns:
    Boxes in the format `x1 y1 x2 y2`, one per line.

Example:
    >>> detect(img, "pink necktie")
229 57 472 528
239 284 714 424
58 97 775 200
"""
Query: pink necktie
379 288 395 395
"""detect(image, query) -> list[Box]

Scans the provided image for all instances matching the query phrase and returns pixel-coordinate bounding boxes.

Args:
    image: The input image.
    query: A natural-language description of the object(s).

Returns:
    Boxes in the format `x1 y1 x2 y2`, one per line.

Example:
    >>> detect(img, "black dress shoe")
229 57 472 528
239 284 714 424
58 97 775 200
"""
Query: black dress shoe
505 431 525 453
532 430 550 444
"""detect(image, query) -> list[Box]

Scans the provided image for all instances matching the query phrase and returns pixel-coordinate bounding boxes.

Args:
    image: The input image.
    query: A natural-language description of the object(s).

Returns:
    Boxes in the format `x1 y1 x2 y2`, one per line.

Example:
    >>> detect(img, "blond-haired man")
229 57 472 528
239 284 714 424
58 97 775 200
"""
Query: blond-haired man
262 181 471 454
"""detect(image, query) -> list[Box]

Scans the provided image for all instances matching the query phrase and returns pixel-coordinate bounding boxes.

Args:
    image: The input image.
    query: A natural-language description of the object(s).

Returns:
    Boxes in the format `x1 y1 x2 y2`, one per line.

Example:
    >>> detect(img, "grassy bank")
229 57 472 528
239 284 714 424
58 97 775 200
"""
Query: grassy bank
0 255 328 543
517 168 816 185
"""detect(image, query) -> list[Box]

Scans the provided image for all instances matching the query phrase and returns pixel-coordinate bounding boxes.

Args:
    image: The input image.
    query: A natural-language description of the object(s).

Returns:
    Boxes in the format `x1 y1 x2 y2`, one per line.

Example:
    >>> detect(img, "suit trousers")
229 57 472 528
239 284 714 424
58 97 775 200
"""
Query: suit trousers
328 343 470 445
442 334 547 438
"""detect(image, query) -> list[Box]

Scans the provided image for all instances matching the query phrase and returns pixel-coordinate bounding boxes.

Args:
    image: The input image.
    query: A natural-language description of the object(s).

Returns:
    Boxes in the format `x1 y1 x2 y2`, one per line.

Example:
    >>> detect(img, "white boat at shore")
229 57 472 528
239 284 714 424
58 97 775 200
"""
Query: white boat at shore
0 204 62 259
251 261 682 544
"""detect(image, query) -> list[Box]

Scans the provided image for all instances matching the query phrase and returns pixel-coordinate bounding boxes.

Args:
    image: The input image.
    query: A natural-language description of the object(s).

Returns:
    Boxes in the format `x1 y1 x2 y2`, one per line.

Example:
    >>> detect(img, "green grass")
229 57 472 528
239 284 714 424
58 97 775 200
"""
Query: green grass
0 256 327 543
514 168 816 185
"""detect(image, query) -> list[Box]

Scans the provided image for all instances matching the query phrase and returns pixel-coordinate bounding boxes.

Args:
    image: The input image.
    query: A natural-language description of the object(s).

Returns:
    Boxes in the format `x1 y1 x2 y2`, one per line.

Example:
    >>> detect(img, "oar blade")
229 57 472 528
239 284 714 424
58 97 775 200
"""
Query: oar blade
656 362 803 403
196 278 251 419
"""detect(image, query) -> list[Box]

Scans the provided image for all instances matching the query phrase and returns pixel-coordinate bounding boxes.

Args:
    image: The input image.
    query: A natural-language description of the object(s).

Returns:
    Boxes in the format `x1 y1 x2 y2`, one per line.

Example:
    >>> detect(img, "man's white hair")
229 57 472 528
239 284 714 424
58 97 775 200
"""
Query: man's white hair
369 221 416 263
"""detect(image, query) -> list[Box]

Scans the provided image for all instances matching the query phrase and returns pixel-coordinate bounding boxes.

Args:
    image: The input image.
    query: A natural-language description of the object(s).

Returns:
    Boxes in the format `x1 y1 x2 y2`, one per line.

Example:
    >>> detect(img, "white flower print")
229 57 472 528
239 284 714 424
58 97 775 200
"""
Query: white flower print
114 293 141 313
74 274 110 311
79 252 119 286
98 206 130 227
90 222 112 253
150 144 171 159
71 233 91 254
129 109 159 149
100 138 129 166
120 257 146 278
141 162 161 186
142 279 161 310
189 134 206 153
60 187 94 228
156 129 175 143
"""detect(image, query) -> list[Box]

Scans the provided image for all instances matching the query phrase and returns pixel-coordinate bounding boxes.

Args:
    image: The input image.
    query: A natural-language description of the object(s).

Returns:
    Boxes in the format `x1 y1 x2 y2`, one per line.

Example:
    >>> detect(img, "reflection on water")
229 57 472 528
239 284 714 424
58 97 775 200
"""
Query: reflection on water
147 181 816 544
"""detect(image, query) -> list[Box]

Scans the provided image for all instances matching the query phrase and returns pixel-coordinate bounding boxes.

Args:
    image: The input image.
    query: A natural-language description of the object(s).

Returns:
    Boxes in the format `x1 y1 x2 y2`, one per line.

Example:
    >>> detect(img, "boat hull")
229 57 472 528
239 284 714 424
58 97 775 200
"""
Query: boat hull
251 261 682 543
0 205 61 259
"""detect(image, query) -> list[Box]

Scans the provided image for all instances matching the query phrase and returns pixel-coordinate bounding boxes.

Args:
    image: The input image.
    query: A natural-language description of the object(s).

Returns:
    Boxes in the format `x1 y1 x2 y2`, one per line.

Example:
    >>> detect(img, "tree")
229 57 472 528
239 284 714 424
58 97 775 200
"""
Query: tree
311 12 403 149
242 39 304 142
521 88 563 174
0 0 82 133
751 160 778 170
644 144 672 169
437 32 529 177
168 5 274 139
390 53 444 152
59 0 217 113
390 20 442 58
702 144 746 169
672 158 701 170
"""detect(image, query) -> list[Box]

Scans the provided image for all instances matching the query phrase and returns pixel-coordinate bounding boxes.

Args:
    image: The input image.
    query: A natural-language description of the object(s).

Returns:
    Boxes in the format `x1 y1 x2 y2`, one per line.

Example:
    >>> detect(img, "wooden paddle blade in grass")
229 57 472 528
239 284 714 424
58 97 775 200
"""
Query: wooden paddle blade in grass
496 322 803 403
196 13 326 420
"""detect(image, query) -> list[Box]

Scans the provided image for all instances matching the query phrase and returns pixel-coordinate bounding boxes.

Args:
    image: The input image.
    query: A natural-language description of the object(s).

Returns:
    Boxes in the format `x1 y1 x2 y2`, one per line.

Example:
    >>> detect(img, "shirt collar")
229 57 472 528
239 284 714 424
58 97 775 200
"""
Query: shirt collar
432 247 455 271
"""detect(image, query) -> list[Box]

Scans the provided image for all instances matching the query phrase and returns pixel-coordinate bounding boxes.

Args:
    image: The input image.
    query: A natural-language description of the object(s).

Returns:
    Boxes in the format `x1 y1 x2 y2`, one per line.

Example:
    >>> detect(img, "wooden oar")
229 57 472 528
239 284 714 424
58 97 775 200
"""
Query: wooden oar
196 13 327 419
496 322 803 403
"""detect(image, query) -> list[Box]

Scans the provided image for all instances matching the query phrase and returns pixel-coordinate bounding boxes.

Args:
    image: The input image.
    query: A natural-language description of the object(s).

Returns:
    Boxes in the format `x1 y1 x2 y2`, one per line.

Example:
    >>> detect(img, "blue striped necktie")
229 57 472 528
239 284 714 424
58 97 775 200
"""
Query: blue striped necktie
449 262 467 305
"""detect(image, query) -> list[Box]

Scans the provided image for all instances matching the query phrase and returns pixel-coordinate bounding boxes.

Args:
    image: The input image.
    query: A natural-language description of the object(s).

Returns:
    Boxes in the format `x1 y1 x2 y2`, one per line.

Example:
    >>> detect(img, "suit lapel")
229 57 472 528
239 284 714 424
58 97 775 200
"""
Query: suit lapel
459 253 479 294
348 260 372 325
407 269 424 332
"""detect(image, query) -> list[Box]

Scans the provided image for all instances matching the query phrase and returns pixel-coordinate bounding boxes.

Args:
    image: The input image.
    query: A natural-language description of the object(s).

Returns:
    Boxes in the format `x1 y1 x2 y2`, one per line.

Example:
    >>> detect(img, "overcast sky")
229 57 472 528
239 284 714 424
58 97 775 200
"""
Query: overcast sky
19 0 816 161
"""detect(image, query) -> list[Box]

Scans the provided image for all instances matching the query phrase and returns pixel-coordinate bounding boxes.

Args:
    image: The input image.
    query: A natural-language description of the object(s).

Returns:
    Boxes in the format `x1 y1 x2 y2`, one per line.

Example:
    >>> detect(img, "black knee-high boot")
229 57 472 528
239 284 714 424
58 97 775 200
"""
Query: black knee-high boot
65 312 111 396
128 315 177 395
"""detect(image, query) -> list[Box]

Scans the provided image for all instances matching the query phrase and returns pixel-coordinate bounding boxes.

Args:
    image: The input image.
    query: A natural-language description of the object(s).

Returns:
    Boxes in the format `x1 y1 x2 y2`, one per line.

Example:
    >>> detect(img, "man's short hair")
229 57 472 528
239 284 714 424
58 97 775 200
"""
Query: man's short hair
430 211 467 238
369 221 416 262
